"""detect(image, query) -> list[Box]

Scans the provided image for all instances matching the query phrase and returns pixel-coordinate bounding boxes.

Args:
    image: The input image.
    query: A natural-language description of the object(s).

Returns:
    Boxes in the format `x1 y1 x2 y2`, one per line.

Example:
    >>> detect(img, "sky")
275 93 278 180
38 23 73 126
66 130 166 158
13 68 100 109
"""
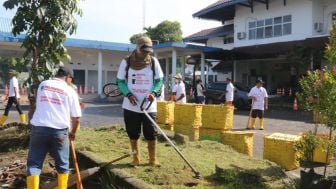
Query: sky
0 0 221 43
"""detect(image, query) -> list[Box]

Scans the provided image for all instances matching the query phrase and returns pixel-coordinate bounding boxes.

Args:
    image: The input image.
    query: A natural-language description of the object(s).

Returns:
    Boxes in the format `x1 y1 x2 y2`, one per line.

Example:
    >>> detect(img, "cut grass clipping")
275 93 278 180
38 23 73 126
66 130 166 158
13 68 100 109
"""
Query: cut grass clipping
76 127 295 189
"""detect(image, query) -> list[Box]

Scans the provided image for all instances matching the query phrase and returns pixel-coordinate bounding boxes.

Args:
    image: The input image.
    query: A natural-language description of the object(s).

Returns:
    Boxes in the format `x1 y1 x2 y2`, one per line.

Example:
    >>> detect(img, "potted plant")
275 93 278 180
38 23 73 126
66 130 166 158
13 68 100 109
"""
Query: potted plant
296 24 336 189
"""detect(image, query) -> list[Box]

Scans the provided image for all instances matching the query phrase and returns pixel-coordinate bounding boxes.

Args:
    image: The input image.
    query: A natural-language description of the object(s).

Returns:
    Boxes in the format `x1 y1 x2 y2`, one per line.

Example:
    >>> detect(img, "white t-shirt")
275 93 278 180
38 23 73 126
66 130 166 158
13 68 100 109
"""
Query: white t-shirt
226 82 234 102
117 57 164 113
31 78 82 129
174 82 186 104
9 76 20 98
196 83 204 97
248 86 268 110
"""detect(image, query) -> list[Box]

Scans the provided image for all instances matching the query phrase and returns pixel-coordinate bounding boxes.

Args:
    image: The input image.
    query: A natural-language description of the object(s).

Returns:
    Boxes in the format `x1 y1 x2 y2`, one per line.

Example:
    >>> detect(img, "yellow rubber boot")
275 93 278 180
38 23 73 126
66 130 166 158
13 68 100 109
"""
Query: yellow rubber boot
130 140 140 166
260 118 264 130
249 118 256 129
20 114 26 124
27 175 39 189
57 173 69 189
0 115 8 126
148 140 160 166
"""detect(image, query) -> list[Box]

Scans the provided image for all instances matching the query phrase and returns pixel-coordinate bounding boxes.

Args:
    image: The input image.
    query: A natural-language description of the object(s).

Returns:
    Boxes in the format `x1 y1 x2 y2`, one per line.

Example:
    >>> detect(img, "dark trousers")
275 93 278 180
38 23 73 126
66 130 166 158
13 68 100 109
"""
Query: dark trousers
4 96 23 116
124 109 157 141
251 109 264 119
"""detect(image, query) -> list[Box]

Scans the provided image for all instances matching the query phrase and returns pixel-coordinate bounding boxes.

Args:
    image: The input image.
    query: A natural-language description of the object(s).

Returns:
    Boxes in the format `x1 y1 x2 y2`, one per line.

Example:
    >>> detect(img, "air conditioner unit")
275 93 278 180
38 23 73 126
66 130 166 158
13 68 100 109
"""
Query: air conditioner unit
314 22 323 32
237 32 246 40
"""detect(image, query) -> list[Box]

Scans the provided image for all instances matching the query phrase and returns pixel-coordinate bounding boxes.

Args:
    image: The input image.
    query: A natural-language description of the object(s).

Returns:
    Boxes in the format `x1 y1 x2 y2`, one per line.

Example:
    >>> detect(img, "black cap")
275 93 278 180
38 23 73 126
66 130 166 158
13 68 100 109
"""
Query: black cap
226 77 232 81
256 79 264 84
56 67 73 78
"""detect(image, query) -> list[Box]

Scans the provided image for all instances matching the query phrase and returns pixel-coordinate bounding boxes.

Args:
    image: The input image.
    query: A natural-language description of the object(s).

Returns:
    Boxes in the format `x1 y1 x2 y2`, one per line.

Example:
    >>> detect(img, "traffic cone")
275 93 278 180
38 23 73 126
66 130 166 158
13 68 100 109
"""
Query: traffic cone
293 98 298 111
281 88 285 96
289 88 292 96
84 86 88 95
91 86 95 94
189 88 193 97
78 85 83 95
4 84 8 96
21 86 25 96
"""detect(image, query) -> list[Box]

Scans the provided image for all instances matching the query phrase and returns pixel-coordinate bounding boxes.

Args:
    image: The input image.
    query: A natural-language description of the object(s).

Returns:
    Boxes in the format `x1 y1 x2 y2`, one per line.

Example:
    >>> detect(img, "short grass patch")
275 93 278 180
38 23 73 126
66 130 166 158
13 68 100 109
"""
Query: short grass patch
76 126 296 189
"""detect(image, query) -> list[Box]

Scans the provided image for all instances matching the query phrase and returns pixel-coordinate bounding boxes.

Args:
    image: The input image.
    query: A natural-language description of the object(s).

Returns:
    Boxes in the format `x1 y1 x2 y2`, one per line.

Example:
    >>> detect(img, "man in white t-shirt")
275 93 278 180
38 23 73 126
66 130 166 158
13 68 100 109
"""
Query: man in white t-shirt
219 78 235 105
172 73 186 104
26 67 82 189
0 69 25 126
117 36 164 167
247 79 268 130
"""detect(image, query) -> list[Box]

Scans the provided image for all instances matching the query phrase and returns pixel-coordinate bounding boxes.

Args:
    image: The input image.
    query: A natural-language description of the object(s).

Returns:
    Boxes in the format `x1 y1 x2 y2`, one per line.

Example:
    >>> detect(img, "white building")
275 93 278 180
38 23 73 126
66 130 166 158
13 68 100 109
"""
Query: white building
0 18 219 98
185 0 336 94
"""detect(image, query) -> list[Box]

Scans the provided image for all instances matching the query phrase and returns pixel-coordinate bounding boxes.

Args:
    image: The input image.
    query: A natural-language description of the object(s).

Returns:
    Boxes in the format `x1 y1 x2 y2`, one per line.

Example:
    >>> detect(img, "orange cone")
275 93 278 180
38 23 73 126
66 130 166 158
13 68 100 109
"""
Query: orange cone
84 86 88 95
289 88 292 96
281 88 285 96
293 98 298 111
78 85 83 95
91 86 95 94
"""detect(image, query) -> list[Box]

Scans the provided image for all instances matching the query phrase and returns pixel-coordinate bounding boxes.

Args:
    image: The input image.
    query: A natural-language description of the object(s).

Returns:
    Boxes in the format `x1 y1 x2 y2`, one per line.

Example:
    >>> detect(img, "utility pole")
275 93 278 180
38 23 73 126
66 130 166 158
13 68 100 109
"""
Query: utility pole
142 0 146 31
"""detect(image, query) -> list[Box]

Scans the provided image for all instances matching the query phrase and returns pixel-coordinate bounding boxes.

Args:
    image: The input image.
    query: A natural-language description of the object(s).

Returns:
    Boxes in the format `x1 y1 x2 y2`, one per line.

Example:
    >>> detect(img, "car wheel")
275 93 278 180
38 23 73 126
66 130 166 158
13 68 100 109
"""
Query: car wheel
235 99 244 109
207 98 214 104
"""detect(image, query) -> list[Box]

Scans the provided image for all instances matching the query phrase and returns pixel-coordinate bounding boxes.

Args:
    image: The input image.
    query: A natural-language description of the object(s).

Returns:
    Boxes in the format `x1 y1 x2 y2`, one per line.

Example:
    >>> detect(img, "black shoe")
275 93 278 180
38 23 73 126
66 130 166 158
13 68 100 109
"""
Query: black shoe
259 128 264 130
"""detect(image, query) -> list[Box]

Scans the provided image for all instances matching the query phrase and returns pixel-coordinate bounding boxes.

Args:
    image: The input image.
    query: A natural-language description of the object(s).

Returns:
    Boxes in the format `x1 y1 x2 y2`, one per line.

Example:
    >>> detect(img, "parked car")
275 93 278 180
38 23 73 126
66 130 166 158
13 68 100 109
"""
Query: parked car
205 82 251 109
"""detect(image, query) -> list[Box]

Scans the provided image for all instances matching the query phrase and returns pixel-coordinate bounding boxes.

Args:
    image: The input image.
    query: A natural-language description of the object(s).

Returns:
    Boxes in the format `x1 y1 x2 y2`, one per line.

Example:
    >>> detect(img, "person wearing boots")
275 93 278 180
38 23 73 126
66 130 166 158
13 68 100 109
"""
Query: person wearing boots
117 36 164 167
247 79 268 130
26 67 82 189
0 69 26 125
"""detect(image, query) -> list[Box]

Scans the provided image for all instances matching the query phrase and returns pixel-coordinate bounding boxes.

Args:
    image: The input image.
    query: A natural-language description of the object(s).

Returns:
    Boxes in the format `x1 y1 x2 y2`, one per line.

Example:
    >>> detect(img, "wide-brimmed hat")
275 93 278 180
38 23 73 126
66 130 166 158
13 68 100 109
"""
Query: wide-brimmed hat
8 69 17 75
136 36 153 53
174 73 183 79
56 67 74 78
256 79 264 84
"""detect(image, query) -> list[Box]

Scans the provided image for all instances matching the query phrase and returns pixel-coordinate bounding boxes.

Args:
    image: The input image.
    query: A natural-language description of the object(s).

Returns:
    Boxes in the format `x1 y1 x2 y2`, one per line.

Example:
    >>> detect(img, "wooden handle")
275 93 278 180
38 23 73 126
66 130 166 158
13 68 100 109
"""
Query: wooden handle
70 140 83 189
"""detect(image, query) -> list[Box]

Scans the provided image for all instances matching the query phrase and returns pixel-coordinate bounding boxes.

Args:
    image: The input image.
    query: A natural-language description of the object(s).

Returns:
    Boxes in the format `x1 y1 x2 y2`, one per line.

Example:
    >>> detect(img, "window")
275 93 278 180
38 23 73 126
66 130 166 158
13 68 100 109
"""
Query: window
248 15 292 40
248 21 256 40
223 36 234 44
333 13 336 24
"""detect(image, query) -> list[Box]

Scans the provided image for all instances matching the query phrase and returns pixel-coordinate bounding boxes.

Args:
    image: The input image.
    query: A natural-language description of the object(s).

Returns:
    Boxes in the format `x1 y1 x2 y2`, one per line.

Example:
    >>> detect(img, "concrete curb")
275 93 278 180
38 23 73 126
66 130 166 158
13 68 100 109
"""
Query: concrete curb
76 151 154 189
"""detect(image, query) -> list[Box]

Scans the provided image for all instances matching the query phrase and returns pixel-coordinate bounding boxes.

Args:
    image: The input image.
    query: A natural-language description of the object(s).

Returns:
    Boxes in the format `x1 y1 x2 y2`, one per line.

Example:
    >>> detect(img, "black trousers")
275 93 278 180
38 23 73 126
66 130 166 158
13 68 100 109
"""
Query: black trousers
124 109 157 140
251 109 264 119
4 96 23 116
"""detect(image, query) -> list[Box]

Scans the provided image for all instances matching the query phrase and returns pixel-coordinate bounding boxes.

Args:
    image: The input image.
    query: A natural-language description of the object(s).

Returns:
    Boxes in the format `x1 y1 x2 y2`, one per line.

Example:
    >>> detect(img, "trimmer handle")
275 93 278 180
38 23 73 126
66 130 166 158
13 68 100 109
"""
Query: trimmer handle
140 97 153 111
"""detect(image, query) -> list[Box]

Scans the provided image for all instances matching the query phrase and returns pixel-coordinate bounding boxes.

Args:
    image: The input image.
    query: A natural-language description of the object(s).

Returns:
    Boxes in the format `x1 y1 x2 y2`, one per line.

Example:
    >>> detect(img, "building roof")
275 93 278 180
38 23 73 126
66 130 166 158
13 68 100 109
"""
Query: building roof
193 0 247 21
153 42 222 53
184 24 234 43
0 31 136 52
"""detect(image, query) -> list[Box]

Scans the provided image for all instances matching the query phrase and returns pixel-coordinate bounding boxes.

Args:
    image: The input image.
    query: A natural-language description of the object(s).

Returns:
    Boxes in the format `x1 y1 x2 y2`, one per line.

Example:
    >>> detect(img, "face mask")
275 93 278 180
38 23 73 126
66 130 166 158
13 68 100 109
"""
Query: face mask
175 79 179 84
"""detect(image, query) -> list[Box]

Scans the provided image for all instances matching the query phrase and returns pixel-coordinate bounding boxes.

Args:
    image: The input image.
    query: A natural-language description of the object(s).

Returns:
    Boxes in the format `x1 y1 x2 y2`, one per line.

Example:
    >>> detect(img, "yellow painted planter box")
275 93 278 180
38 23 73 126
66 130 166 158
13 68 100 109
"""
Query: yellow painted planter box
174 124 200 141
201 105 234 130
264 133 301 171
313 135 333 164
220 131 254 157
174 104 202 126
157 101 175 125
159 124 174 131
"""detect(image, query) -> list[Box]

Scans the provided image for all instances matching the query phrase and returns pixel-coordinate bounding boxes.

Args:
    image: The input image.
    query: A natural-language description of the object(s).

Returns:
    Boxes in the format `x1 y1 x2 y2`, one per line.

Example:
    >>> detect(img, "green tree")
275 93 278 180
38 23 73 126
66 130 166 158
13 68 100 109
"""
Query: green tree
0 56 28 85
297 24 336 176
129 20 183 44
3 0 82 119
3 0 82 84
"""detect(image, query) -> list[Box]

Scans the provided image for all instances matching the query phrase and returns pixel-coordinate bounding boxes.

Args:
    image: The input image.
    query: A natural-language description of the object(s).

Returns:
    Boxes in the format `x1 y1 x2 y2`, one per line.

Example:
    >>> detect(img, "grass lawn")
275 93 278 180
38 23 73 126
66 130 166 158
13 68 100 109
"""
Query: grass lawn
76 126 296 189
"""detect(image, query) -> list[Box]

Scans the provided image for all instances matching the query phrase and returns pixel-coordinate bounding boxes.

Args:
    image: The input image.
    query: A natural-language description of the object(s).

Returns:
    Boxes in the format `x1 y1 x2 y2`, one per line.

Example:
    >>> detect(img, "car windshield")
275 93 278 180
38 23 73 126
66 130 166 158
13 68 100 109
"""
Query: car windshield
233 82 250 92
